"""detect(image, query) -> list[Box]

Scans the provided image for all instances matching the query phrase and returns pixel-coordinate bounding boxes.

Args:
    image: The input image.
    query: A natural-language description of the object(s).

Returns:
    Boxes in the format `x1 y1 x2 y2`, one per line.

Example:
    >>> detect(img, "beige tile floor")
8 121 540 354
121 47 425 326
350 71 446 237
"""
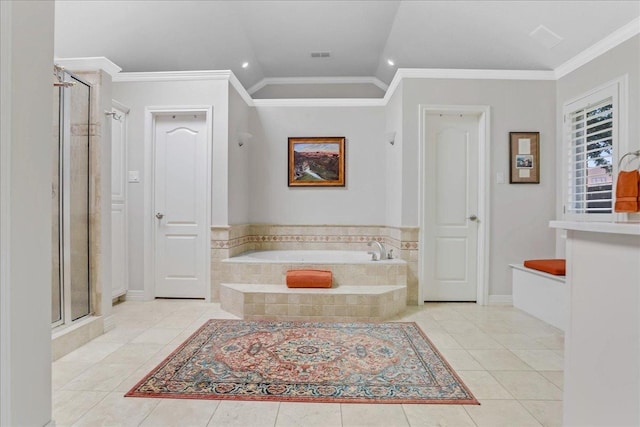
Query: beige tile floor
53 300 564 427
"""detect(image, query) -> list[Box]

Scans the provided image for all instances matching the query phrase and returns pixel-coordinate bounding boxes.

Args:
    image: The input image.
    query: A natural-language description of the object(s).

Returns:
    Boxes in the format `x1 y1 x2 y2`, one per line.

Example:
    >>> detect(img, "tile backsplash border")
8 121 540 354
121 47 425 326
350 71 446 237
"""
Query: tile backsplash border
211 224 419 304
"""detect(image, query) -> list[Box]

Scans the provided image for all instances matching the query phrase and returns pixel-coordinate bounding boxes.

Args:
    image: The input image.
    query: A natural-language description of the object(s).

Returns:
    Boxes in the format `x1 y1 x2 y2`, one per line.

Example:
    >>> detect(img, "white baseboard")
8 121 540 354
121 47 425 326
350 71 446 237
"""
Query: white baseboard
488 295 513 306
123 290 146 301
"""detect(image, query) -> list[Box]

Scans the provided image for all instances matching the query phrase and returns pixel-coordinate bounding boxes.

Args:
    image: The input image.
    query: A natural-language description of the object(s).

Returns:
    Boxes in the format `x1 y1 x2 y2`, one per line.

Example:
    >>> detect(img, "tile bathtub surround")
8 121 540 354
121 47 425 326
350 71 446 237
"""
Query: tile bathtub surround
53 300 564 426
210 224 419 303
220 283 407 321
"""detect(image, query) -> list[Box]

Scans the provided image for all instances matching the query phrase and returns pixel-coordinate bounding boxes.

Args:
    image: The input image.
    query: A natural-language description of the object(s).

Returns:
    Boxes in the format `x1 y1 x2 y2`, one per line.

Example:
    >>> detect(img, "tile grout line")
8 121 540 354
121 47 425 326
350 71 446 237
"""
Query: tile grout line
272 402 281 427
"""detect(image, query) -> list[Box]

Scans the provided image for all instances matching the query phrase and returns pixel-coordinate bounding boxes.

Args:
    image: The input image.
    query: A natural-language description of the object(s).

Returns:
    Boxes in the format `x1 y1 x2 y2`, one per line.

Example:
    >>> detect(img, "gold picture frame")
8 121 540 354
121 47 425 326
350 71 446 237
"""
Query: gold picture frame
509 132 540 184
288 137 345 187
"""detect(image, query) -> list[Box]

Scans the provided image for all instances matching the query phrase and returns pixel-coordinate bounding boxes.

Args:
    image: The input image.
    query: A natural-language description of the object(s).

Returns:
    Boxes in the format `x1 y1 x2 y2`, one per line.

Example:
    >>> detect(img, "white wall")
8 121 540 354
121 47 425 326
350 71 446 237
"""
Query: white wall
112 79 229 291
1 1 54 425
252 83 385 99
249 106 387 224
555 35 640 248
384 81 404 227
400 78 557 297
228 85 251 224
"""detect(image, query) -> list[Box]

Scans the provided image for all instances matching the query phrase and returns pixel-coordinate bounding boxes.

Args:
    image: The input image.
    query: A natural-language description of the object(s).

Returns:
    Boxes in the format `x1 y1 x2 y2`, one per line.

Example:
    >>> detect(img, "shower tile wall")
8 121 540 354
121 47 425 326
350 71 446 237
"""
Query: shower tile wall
211 224 419 304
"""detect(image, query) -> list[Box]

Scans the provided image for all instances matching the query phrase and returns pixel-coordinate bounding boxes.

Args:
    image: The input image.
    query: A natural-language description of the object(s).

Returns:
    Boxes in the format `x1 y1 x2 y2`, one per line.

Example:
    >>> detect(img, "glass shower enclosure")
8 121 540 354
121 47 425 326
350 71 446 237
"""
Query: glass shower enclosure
52 67 91 326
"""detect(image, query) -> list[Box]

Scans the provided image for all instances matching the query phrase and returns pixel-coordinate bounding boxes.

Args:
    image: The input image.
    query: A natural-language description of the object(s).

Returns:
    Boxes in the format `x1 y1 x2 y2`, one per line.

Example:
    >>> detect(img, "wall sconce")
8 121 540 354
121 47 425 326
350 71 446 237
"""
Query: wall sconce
237 131 253 147
385 131 396 145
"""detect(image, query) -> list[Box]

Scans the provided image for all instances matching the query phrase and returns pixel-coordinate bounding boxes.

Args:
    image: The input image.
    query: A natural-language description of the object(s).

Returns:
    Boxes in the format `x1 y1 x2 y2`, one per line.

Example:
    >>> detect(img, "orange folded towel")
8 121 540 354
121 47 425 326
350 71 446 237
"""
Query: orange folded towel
614 170 640 213
286 270 333 288
523 259 566 276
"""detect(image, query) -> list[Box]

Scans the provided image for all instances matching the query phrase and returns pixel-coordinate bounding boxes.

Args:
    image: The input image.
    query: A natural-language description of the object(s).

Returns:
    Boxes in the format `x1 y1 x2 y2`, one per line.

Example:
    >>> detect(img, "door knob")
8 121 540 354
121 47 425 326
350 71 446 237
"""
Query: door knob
156 212 164 220
468 215 478 221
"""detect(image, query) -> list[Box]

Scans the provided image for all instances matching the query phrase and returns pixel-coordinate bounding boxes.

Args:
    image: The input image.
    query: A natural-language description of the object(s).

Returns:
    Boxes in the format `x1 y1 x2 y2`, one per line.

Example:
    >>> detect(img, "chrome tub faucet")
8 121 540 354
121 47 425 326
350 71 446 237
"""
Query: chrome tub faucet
367 240 387 261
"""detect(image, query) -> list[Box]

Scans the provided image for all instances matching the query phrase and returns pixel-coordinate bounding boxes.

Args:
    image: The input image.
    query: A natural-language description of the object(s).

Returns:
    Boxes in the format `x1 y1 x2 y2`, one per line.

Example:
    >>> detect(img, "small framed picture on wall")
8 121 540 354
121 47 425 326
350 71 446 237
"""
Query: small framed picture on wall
509 132 540 184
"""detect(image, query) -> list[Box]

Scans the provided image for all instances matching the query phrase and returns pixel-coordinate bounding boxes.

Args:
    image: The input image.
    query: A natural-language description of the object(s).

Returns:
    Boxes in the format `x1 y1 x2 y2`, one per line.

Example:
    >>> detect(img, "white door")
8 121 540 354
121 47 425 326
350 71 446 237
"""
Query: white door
424 113 479 301
154 114 208 298
111 102 128 299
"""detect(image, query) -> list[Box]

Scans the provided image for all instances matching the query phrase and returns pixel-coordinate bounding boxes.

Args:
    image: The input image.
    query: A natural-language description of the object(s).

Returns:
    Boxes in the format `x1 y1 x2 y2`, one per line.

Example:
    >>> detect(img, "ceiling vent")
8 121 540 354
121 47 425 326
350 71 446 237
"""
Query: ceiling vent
310 51 331 58
529 25 563 49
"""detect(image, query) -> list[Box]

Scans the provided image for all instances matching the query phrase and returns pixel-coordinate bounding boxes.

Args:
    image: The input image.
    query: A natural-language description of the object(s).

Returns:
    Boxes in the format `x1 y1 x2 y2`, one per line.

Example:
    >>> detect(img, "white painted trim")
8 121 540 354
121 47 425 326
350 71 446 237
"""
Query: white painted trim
383 68 555 105
561 76 627 222
228 73 254 107
510 263 566 283
112 99 130 114
555 17 640 79
114 70 254 107
383 71 404 105
144 106 213 302
0 1 11 424
111 101 130 299
252 98 385 108
247 76 389 95
114 69 233 82
53 56 122 77
488 295 514 306
123 289 146 302
143 110 154 301
418 105 491 305
398 68 556 81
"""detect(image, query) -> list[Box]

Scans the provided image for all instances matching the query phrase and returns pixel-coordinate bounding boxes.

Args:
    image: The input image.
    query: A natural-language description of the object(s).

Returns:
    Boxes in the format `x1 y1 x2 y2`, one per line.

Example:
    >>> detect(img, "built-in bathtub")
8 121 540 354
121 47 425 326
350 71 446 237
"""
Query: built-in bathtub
227 249 404 264
219 250 408 321
220 250 407 286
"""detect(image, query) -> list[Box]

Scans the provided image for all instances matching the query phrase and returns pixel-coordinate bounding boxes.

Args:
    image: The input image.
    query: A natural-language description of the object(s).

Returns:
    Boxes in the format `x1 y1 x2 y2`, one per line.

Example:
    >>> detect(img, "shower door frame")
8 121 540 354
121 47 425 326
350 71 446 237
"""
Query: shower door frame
52 69 93 328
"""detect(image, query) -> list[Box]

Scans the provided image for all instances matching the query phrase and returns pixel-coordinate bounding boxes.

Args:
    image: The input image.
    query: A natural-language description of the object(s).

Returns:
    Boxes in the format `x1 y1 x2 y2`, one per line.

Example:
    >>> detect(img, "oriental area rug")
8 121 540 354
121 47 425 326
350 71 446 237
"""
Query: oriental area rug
126 319 478 405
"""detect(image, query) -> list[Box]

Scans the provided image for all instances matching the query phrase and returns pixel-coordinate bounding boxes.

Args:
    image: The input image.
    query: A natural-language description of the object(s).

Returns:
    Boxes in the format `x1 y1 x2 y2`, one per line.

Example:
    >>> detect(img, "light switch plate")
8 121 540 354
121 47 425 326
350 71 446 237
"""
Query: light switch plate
496 172 505 184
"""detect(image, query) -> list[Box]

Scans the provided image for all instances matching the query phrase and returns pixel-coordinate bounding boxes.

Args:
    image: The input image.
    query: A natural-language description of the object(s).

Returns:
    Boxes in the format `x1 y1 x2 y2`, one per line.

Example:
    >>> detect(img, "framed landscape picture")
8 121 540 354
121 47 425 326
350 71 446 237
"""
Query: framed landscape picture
288 137 345 187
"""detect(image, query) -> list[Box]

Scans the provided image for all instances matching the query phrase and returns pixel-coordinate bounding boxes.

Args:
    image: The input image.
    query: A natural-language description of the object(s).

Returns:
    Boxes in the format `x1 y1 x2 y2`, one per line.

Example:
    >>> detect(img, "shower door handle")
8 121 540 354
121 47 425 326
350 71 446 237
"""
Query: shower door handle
155 212 164 220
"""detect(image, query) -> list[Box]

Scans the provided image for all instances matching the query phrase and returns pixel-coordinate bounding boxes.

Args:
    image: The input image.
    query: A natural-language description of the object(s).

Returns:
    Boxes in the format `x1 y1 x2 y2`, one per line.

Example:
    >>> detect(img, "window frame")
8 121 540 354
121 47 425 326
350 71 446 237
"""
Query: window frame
562 77 628 222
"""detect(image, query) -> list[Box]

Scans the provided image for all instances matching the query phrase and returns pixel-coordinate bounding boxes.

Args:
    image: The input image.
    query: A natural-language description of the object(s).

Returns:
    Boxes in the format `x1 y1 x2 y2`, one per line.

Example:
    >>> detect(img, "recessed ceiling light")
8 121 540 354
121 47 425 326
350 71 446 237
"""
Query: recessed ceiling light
241 62 249 69
387 59 395 66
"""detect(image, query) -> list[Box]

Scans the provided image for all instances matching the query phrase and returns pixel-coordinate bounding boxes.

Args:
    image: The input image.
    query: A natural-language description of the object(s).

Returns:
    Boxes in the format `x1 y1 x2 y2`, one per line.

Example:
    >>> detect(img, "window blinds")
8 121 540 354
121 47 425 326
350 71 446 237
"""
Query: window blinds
566 98 614 215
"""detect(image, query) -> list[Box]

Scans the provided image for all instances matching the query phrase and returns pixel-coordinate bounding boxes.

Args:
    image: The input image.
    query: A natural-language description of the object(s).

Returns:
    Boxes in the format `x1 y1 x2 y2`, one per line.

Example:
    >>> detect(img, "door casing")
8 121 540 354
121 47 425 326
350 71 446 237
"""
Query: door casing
111 100 129 299
143 106 213 302
418 105 491 305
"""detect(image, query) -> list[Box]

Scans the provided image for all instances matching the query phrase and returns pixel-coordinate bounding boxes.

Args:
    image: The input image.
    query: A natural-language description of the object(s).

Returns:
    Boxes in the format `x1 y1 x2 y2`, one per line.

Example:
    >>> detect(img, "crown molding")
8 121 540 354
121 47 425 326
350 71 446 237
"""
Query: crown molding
252 98 385 107
113 69 234 82
383 68 556 104
53 56 122 77
114 69 254 105
554 17 640 80
393 68 556 82
247 76 389 95
228 72 254 106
